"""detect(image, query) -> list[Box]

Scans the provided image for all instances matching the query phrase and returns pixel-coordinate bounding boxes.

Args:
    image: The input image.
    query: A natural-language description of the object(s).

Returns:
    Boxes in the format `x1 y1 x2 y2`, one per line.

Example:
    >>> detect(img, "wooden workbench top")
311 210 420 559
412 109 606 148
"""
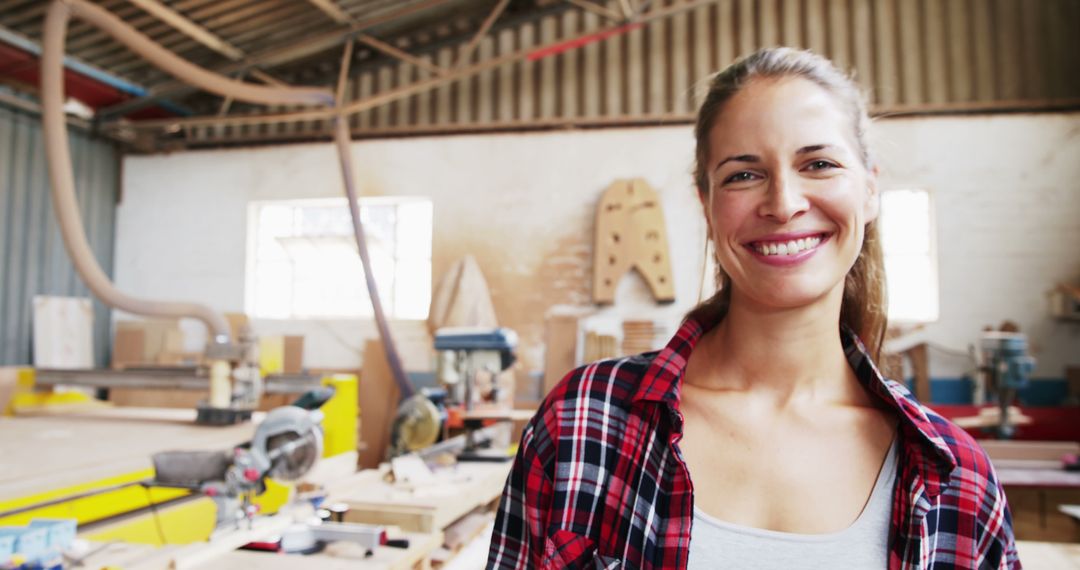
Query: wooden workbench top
0 405 258 500
76 530 442 570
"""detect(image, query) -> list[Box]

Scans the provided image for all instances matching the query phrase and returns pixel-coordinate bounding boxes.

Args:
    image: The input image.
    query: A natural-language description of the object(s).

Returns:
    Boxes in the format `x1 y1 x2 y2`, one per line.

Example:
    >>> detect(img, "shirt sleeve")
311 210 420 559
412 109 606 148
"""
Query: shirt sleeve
981 462 1021 569
487 416 555 569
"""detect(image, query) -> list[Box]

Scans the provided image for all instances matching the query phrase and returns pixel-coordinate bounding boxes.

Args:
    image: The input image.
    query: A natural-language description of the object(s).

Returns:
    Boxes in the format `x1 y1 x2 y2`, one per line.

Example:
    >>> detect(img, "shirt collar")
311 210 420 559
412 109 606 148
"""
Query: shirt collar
633 314 958 491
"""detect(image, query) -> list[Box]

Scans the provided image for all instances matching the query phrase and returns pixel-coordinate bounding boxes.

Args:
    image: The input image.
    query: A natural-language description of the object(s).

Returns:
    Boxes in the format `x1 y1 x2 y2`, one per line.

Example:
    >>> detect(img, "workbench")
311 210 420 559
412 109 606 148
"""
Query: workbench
333 460 511 533
0 405 259 526
1017 540 1080 569
75 529 442 570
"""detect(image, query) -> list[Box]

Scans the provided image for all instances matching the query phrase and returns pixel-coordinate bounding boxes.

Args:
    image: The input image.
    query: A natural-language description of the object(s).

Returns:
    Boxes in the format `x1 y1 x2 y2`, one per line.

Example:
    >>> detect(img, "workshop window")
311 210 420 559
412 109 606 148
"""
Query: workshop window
246 198 432 320
880 189 939 323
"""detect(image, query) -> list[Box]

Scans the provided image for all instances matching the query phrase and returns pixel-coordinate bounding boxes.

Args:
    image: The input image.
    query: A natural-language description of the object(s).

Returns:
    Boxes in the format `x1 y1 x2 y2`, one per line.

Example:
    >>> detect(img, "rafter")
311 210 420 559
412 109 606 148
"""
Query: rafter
107 0 718 133
565 0 623 22
126 0 244 61
303 0 354 25
98 0 455 119
356 33 445 76
456 0 511 67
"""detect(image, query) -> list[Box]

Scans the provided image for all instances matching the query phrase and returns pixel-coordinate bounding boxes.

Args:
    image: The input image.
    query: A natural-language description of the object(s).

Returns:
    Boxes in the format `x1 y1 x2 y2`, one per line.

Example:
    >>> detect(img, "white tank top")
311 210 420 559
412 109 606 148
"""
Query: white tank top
687 438 898 569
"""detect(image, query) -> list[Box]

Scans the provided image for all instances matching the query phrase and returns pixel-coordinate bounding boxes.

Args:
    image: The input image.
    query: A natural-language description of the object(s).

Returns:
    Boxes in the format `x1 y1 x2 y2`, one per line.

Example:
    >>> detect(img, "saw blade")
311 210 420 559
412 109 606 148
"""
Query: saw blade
266 430 321 481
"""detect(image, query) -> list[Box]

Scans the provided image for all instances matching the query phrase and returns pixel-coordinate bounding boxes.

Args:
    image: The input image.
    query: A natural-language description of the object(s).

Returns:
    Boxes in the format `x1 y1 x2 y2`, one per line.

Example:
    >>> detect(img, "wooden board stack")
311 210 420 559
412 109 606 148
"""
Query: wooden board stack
622 320 656 356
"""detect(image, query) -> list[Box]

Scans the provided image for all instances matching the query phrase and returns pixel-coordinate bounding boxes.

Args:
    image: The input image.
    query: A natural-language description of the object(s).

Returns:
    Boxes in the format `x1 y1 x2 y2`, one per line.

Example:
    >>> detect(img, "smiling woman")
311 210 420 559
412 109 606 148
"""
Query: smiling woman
487 48 1019 570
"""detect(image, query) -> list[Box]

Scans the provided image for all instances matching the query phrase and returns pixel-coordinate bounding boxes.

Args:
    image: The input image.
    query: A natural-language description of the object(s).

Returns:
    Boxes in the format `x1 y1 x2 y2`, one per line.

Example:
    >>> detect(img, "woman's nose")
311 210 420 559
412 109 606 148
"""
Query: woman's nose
757 173 809 222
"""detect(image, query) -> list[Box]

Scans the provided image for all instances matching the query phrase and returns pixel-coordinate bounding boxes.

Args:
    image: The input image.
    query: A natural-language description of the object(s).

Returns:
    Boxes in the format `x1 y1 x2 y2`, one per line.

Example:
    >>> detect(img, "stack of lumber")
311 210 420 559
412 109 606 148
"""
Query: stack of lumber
622 320 656 356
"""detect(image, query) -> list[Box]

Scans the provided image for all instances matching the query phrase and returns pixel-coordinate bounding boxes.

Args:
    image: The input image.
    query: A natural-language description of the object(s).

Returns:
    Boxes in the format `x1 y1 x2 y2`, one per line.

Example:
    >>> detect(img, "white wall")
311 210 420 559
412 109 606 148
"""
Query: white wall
116 113 1080 380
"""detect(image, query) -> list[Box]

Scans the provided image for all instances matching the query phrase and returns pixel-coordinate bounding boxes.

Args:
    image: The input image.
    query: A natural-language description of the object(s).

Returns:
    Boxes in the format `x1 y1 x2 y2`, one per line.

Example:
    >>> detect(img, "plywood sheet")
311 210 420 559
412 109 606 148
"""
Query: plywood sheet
0 407 258 500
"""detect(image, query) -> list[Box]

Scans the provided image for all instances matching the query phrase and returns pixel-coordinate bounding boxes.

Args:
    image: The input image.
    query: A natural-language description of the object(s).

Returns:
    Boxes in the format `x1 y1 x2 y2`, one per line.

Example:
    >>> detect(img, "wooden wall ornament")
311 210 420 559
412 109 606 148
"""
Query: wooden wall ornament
593 178 675 304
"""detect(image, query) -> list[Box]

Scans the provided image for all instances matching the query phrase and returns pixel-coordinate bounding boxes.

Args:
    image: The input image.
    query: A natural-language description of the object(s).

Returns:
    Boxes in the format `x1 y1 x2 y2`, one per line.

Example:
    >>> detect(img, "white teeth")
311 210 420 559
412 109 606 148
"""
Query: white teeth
754 235 825 256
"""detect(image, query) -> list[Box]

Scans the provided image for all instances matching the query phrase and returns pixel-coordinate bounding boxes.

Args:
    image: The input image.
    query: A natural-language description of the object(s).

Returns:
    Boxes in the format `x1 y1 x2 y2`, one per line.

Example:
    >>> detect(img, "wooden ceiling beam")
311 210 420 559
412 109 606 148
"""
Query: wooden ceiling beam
107 0 720 133
125 0 245 60
356 33 444 76
565 0 623 22
456 0 510 67
97 0 455 119
302 0 354 26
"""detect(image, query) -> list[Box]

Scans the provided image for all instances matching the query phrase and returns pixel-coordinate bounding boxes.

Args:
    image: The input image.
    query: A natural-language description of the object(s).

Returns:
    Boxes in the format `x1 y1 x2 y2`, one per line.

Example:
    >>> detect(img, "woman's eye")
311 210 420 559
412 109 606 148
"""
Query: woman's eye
805 159 837 171
724 171 757 184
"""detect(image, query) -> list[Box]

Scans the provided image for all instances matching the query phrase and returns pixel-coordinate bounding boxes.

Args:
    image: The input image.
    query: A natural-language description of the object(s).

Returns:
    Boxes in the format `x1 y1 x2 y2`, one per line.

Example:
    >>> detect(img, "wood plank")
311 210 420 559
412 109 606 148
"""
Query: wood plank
497 29 515 122
604 3 624 116
994 0 1021 100
780 0 802 48
456 40 474 124
543 314 580 397
970 0 996 101
691 2 711 108
562 9 580 119
804 0 826 57
671 8 690 114
396 62 414 127
647 6 666 114
1018 0 1044 99
872 0 899 106
476 36 495 124
946 0 974 102
376 66 393 128
1015 541 1080 570
539 15 558 119
519 23 537 120
626 11 645 115
435 48 453 125
737 0 756 56
757 0 778 47
851 0 874 93
582 10 601 118
358 340 401 470
416 55 433 126
0 407 258 500
923 0 947 104
897 0 923 104
337 461 510 534
826 0 848 69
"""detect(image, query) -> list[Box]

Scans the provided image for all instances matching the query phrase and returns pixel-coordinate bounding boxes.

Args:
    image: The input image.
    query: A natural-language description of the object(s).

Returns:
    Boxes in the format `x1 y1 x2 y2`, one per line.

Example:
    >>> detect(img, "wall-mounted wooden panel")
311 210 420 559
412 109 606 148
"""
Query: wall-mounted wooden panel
188 0 1080 145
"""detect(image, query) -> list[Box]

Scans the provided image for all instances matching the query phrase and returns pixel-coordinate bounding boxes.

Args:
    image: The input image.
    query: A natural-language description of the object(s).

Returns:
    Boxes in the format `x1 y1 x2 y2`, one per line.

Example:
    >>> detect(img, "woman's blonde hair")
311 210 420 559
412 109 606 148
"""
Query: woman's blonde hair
687 47 888 359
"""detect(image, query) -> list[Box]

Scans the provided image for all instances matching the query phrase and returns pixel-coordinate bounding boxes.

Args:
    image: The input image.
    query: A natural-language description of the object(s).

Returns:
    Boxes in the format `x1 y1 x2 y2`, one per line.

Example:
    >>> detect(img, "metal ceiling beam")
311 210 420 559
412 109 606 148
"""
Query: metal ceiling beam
126 0 245 60
97 0 455 119
107 0 719 133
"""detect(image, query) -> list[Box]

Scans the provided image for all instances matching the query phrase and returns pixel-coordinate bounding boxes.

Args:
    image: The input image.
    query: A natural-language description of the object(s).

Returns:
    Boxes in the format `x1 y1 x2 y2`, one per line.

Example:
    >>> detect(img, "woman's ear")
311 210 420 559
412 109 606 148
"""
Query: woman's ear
864 164 880 222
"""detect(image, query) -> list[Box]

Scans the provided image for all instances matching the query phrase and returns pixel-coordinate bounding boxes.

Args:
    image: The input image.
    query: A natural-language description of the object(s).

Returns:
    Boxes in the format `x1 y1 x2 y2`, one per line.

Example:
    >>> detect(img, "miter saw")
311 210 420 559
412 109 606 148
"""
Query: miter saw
151 388 390 555
388 327 518 461
978 331 1037 439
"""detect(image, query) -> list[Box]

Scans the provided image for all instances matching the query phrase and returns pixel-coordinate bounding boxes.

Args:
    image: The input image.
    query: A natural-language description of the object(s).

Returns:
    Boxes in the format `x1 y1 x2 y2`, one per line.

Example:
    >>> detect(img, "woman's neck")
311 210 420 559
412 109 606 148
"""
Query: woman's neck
689 284 866 407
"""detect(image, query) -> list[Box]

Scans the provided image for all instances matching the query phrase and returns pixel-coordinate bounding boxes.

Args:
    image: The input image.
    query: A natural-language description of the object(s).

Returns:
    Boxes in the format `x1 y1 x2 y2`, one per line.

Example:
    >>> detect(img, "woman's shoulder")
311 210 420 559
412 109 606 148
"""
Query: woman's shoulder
906 395 999 483
527 352 661 435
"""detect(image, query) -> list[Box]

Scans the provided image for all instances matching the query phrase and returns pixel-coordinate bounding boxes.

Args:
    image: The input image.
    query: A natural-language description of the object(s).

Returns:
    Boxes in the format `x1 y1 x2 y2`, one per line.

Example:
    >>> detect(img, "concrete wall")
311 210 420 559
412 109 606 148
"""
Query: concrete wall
116 112 1080 398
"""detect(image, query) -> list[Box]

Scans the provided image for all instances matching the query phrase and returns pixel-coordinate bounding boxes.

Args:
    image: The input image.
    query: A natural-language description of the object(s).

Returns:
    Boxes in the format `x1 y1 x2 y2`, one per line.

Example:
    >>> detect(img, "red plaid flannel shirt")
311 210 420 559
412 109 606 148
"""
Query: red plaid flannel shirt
488 314 1020 569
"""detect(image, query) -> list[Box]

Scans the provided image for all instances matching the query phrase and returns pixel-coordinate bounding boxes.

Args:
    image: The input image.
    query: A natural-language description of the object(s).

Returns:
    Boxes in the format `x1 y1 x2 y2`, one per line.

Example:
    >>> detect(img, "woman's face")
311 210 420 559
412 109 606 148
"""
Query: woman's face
703 76 878 311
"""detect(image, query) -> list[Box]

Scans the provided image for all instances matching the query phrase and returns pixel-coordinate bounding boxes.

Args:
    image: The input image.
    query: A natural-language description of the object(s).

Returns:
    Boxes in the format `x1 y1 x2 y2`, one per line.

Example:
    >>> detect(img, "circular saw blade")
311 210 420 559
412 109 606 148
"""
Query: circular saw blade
265 429 322 481
394 394 441 453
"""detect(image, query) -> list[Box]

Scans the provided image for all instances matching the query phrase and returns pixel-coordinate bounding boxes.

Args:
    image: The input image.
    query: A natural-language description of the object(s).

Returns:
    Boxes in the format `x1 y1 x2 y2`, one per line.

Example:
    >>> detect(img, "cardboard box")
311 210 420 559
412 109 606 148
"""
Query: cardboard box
283 336 304 374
